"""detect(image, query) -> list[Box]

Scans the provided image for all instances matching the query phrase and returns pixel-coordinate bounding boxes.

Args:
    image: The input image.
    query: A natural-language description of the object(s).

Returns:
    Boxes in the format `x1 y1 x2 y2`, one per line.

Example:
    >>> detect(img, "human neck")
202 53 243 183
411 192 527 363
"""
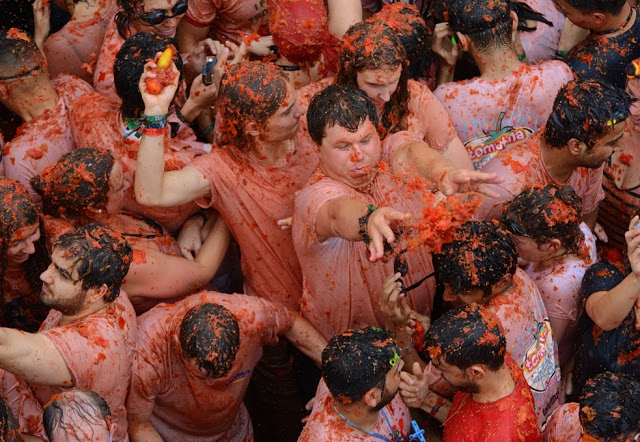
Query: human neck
533 246 572 272
471 363 515 403
593 4 633 35
540 136 577 184
70 0 103 21
7 82 59 122
474 46 524 82
59 298 109 326
248 138 295 166
333 399 380 433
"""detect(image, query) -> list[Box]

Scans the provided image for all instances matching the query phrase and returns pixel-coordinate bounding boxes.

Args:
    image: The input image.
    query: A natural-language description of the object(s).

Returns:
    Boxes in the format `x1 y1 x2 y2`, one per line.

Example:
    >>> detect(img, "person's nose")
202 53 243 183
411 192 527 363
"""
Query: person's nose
379 87 393 103
40 265 53 283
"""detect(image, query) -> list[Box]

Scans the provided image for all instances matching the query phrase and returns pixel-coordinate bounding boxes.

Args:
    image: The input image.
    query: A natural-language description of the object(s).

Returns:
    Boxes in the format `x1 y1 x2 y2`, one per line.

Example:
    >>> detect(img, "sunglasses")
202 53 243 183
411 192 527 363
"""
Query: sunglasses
139 0 188 25
502 218 532 238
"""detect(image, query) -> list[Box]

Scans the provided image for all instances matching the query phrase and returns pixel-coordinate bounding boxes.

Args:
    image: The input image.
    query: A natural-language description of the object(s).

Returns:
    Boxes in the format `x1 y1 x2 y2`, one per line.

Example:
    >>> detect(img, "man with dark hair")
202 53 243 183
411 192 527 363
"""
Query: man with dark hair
478 79 629 227
544 372 640 440
556 0 640 89
299 327 411 441
70 31 214 232
0 27 93 203
433 221 560 424
403 304 541 440
0 223 136 441
293 83 501 340
126 292 326 441
433 0 573 170
43 389 115 441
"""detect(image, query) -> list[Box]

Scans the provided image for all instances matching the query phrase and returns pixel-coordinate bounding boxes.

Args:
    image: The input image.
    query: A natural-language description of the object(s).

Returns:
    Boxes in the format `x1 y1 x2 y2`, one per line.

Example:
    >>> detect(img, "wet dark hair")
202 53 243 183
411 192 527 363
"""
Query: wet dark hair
31 148 115 218
322 327 399 404
545 79 630 149
448 0 552 52
179 303 240 378
563 0 626 14
580 261 624 299
0 178 49 319
54 223 132 302
0 396 22 442
115 0 144 39
0 28 42 77
113 32 183 119
217 61 289 151
370 3 433 80
579 372 640 439
307 84 379 145
43 389 112 441
424 303 506 371
337 21 410 139
434 221 517 298
502 185 584 255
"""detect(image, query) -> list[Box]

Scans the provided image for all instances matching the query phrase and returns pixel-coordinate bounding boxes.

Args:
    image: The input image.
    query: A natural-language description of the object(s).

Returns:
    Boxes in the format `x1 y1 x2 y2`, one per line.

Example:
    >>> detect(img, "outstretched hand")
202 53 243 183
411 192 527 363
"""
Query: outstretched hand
399 362 429 409
365 208 412 262
438 167 504 198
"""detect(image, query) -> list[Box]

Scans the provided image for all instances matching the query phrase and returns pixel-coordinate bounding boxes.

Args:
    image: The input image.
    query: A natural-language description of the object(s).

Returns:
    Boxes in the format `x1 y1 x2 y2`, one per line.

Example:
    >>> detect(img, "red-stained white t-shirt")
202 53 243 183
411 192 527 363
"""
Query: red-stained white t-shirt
126 291 295 441
542 402 582 442
299 379 411 441
525 223 596 366
184 0 270 45
518 0 565 64
292 132 435 340
3 75 94 204
188 132 319 310
45 0 119 83
69 92 206 232
32 294 137 442
92 16 122 102
478 131 605 221
0 369 45 439
434 61 573 170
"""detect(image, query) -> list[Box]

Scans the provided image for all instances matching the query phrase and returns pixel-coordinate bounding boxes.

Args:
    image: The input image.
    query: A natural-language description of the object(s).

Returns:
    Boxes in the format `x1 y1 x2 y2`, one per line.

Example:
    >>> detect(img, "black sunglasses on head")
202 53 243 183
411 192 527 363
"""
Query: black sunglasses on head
139 0 188 25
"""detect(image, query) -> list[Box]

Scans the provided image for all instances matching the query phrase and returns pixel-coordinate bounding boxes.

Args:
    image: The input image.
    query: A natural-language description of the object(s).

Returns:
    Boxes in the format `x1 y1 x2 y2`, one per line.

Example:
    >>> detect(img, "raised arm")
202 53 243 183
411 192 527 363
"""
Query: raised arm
391 138 502 197
0 328 72 386
283 314 328 366
123 214 231 304
316 197 412 261
586 216 640 330
134 59 215 207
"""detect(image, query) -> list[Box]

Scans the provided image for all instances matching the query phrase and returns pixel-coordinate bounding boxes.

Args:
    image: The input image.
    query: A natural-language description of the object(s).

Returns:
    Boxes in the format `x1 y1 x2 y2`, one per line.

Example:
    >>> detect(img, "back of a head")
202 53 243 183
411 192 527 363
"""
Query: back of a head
0 178 39 245
307 84 378 145
424 303 506 371
217 61 289 149
579 372 640 439
269 0 329 65
502 184 584 254
563 0 626 14
31 148 114 218
322 327 400 404
113 32 183 119
44 389 112 442
545 79 630 148
0 28 42 80
54 223 132 302
448 0 513 51
370 3 431 79
434 221 517 297
179 303 240 378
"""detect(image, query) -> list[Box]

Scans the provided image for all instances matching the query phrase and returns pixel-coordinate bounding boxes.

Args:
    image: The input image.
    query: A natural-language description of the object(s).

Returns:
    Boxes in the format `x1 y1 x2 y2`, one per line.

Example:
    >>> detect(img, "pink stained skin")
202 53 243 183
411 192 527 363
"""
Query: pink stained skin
6 223 40 266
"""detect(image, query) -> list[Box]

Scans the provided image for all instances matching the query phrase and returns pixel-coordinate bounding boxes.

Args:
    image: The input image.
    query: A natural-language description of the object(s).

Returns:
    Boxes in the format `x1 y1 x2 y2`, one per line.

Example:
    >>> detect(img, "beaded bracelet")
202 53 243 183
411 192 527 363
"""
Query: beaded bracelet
358 205 377 244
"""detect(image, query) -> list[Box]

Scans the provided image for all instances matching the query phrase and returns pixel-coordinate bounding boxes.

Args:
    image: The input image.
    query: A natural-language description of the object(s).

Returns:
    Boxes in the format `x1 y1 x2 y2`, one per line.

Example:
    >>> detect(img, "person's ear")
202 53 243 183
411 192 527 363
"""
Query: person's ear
86 283 109 304
246 120 260 138
591 11 606 26
362 386 381 408
510 10 519 38
491 273 513 295
466 364 487 381
540 238 562 253
567 138 586 157
457 33 471 51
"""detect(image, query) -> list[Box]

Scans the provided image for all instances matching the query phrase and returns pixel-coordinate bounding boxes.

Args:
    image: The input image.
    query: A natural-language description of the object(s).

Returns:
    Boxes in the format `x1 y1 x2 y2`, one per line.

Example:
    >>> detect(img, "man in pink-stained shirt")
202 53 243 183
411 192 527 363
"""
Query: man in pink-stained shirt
0 224 136 442
299 327 411 441
478 79 629 227
0 29 93 204
126 291 326 441
292 84 502 340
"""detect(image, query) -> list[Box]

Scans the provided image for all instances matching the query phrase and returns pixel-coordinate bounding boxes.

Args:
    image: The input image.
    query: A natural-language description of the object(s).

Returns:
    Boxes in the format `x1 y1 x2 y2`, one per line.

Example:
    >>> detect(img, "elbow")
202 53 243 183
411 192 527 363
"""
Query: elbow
135 189 162 207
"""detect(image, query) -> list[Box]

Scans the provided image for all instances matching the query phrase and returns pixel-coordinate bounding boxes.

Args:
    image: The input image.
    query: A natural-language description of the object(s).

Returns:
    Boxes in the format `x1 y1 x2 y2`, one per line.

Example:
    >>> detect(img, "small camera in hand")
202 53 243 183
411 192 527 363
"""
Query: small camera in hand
202 56 217 85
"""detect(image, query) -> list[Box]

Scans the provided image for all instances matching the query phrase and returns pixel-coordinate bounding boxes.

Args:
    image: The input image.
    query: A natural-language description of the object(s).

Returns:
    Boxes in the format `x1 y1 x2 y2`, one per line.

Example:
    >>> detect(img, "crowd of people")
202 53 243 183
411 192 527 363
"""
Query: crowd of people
0 0 640 440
